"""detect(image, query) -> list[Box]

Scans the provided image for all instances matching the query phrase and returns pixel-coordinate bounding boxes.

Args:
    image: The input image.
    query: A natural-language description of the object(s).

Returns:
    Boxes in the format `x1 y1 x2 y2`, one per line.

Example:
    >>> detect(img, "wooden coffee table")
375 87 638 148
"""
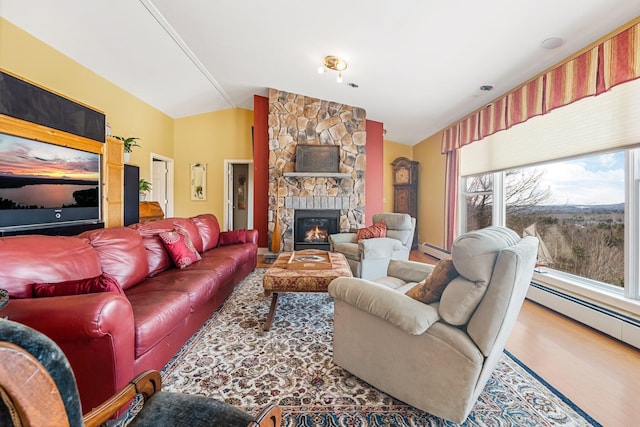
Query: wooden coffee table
261 251 352 331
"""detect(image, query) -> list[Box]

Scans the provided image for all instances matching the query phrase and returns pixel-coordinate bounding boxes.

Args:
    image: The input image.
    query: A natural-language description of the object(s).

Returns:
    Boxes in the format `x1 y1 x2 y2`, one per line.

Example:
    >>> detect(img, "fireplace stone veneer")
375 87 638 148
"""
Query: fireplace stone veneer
268 88 367 252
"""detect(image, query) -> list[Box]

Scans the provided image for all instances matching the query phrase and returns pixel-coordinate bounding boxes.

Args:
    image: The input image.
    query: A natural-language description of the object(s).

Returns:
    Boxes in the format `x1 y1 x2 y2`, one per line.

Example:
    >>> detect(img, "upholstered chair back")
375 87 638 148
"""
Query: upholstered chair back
444 226 538 409
372 213 415 250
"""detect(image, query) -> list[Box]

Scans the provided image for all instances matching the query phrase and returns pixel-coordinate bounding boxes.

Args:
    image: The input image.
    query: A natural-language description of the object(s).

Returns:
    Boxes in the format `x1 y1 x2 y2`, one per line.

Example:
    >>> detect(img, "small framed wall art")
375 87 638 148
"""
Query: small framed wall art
190 162 207 201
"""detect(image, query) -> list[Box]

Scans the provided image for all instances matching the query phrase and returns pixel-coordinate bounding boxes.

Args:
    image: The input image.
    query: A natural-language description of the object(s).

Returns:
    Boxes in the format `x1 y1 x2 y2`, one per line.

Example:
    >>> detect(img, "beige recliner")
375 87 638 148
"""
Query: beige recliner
328 226 538 423
328 213 416 280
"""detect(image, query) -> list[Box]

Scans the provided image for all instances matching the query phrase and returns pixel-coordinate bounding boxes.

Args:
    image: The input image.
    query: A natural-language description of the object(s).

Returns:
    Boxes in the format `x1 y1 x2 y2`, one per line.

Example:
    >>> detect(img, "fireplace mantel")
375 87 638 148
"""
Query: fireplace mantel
283 172 351 178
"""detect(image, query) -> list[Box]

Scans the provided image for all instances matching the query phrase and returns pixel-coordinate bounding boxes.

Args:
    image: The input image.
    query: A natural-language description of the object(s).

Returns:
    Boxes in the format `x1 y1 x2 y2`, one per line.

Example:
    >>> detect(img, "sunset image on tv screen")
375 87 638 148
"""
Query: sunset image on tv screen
0 133 100 209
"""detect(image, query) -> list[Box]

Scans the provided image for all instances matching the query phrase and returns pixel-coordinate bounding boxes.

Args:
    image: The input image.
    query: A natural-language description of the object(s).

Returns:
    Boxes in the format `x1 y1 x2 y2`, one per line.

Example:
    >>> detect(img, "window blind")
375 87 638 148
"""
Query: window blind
460 79 640 176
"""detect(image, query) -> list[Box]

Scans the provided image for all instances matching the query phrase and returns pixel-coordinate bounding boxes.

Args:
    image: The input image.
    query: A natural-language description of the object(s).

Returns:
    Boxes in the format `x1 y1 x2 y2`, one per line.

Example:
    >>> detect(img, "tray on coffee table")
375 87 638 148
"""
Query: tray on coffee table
287 249 332 270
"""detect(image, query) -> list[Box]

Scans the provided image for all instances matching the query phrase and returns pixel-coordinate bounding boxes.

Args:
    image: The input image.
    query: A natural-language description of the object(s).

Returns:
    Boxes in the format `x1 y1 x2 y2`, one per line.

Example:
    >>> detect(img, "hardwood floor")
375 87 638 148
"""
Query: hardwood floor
507 300 640 427
260 251 640 426
409 250 640 427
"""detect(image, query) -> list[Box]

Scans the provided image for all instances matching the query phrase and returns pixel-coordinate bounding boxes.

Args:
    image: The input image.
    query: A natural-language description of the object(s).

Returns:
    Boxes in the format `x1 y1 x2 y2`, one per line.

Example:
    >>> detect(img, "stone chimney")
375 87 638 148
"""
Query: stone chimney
268 88 366 251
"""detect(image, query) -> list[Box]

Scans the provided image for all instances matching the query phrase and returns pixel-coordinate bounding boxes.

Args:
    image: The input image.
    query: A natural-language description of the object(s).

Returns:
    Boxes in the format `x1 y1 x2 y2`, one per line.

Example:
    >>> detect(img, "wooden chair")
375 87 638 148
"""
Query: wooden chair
0 318 281 427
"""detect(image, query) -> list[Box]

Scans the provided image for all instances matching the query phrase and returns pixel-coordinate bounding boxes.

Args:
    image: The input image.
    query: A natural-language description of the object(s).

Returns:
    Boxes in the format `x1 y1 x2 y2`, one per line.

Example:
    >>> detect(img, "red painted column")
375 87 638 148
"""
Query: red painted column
253 95 269 247
365 119 384 226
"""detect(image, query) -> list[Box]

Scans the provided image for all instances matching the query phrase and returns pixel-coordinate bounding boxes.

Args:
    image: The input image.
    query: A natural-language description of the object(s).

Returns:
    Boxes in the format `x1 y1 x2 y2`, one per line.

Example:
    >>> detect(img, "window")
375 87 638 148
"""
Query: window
461 174 493 232
461 150 627 293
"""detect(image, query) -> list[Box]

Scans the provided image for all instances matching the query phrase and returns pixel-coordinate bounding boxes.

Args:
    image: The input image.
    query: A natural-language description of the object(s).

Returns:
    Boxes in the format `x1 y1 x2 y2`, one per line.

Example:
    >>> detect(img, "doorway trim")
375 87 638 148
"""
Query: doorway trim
150 152 175 218
224 159 254 231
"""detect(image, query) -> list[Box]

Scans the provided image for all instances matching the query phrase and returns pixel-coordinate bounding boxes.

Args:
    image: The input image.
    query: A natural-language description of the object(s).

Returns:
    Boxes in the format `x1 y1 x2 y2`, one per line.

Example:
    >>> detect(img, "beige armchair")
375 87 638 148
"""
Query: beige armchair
328 226 538 423
328 213 416 280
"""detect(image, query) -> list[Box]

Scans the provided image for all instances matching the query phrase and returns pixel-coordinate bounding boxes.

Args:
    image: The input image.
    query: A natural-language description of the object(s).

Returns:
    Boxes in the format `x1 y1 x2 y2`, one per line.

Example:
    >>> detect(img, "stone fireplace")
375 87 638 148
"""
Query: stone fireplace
268 88 367 252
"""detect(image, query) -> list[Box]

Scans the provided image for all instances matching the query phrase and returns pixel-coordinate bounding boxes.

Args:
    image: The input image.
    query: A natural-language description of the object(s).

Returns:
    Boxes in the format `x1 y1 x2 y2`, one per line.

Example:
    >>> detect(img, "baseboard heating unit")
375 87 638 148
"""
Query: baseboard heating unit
527 282 640 350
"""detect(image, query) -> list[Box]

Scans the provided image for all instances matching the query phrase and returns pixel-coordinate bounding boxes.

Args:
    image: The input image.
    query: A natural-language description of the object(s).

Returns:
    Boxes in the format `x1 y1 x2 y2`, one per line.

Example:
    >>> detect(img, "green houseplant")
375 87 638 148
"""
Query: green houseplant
113 136 141 162
139 179 152 201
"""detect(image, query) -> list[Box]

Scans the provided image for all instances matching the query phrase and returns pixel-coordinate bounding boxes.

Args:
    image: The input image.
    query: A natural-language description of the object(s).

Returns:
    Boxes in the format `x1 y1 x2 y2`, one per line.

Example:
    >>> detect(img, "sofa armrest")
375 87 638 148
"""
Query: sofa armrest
3 293 134 342
329 232 357 245
328 277 440 335
246 229 259 244
2 293 136 413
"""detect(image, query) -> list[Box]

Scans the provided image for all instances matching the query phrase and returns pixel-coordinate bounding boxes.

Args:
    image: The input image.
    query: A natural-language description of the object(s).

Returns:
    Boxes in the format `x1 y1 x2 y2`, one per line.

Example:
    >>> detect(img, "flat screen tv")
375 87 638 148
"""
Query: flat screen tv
0 132 101 231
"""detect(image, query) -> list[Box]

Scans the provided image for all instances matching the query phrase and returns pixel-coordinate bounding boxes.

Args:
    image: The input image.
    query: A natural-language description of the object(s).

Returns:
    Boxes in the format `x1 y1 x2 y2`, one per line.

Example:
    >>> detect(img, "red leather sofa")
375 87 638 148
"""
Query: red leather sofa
0 214 257 414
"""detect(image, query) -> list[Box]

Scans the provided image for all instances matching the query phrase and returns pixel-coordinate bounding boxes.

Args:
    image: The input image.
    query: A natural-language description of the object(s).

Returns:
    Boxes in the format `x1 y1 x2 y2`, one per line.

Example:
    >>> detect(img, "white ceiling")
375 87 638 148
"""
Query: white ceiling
2 0 640 145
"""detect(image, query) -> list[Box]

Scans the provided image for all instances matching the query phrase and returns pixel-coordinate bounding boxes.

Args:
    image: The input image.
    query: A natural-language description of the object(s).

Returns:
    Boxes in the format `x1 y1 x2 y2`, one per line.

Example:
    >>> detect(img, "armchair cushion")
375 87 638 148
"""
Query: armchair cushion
329 277 440 335
405 257 458 304
356 220 387 241
372 213 414 246
439 227 522 326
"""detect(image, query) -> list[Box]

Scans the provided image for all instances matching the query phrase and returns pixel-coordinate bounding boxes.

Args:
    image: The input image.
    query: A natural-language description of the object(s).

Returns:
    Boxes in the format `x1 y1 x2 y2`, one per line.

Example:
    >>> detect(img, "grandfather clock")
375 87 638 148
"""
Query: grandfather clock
392 157 419 249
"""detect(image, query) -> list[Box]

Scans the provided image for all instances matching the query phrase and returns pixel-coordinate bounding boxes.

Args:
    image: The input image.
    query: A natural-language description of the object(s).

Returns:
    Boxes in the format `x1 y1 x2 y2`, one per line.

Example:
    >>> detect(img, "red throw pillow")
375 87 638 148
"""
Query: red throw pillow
159 229 202 268
356 220 387 241
32 273 125 298
218 229 247 246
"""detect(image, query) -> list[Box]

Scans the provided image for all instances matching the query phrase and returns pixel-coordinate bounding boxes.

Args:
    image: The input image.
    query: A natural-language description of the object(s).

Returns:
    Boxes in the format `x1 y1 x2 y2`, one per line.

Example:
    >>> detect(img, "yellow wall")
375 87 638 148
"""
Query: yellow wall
0 18 174 185
1 16 443 245
383 136 446 248
173 109 254 222
412 131 446 248
382 140 413 213
1 18 256 227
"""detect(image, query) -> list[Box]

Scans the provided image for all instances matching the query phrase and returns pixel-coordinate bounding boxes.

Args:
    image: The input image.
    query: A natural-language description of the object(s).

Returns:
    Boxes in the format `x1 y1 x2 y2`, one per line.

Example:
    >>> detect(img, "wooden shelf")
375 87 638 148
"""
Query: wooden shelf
283 172 351 178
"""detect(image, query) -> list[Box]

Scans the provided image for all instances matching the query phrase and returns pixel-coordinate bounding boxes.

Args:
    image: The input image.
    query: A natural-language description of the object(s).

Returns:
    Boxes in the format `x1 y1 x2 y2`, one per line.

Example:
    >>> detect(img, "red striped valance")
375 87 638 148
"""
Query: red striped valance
442 125 460 153
544 47 599 113
507 76 544 127
602 23 640 89
442 21 640 153
479 96 507 139
459 114 479 148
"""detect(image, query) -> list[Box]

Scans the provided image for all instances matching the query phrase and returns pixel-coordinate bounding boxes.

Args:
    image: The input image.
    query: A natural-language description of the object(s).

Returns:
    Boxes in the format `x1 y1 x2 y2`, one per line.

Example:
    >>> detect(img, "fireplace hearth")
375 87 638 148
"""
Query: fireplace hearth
294 209 339 251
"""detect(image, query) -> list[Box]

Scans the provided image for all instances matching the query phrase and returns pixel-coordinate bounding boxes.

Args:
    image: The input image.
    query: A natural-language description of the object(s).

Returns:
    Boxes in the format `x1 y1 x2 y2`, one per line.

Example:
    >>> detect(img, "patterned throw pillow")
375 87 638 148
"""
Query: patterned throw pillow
159 229 202 269
405 257 458 304
32 272 125 297
356 220 387 241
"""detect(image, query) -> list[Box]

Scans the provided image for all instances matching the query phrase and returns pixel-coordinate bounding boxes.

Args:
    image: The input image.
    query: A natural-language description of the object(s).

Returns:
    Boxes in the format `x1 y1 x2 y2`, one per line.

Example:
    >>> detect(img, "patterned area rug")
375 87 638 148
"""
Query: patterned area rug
161 268 600 426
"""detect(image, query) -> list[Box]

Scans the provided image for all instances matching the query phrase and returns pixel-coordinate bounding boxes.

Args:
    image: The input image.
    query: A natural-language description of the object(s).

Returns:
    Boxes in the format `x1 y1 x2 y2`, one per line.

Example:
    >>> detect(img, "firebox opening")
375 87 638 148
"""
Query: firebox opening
303 220 329 243
294 209 339 251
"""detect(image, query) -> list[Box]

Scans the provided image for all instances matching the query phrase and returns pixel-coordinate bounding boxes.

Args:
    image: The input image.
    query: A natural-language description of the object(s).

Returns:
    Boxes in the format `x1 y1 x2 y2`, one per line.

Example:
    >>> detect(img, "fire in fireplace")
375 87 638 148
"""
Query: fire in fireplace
305 223 329 242
294 209 339 250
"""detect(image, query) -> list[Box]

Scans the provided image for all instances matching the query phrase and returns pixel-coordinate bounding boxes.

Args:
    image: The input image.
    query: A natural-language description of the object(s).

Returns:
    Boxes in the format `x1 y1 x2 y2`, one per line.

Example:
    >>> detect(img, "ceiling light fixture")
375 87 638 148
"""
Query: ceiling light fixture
541 37 564 50
319 55 348 83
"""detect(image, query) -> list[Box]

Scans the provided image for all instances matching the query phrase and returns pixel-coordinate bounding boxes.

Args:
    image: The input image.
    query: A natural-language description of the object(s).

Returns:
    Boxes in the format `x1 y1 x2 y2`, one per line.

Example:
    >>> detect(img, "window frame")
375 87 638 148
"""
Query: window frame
459 149 639 306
